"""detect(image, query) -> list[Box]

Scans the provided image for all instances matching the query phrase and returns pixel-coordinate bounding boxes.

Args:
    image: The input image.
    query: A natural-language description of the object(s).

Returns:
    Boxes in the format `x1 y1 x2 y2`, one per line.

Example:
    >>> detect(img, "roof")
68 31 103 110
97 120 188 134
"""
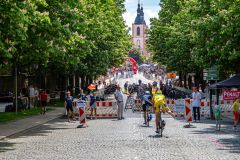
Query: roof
210 74 240 89
134 3 146 25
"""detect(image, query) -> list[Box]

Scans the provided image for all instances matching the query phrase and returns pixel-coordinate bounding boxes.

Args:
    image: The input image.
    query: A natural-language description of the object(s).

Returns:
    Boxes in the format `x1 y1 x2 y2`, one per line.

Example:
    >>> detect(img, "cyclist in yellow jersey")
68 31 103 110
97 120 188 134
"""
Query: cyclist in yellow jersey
152 89 175 132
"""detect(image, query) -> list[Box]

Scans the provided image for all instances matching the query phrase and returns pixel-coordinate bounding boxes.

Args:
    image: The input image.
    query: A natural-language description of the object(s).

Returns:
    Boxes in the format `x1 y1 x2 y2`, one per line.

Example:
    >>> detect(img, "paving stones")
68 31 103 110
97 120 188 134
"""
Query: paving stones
0 111 240 160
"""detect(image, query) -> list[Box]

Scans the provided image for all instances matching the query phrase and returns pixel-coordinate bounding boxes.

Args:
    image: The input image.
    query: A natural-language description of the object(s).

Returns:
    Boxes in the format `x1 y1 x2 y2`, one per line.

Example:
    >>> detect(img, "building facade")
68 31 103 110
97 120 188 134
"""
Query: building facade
132 2 149 57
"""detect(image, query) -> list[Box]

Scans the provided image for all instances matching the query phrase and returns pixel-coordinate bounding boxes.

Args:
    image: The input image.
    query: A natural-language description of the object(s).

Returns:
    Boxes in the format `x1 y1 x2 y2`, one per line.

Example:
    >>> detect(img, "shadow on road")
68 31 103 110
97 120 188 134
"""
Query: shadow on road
0 141 17 153
148 135 169 139
0 116 71 153
188 119 240 154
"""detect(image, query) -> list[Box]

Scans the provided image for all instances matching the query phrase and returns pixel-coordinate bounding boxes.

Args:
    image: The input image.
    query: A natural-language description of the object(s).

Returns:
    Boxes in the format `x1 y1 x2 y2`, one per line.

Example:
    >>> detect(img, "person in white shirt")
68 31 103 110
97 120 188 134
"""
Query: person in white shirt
28 85 35 108
115 86 124 120
191 87 201 122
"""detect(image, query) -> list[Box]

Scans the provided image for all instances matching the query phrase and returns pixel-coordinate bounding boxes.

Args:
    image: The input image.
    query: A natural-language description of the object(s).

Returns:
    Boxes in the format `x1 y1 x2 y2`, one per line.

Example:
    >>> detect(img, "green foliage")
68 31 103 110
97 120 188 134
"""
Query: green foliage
0 107 53 123
0 0 130 81
148 0 240 79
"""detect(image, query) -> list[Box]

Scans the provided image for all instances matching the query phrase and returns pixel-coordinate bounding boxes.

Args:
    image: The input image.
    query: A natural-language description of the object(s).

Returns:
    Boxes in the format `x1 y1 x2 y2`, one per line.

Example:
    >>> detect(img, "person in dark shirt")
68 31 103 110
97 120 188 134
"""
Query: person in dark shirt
79 89 87 101
65 91 75 122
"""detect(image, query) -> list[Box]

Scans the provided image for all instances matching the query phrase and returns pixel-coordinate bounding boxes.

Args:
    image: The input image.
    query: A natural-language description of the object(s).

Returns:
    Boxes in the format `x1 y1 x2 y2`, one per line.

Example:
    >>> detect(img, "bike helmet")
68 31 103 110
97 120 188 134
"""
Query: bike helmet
152 81 157 87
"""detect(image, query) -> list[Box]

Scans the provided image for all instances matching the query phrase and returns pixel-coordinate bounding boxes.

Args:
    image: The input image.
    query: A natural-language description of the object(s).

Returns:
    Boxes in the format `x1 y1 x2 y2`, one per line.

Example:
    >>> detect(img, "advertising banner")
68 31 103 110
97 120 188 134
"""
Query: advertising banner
223 90 240 100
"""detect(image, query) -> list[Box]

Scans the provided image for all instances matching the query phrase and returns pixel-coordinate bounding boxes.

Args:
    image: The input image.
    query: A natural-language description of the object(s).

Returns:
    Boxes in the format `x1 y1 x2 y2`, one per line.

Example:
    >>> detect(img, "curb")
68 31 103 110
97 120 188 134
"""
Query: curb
0 109 64 140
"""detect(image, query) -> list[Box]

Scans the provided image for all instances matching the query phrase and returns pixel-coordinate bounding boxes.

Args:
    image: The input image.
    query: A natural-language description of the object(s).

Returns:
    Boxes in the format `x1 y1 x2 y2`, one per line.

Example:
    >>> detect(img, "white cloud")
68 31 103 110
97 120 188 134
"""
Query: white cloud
144 8 159 27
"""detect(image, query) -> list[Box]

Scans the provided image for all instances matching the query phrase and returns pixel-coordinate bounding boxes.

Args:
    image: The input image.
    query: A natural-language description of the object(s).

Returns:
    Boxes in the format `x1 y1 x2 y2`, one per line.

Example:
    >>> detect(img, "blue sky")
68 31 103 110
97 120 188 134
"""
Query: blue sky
123 0 160 29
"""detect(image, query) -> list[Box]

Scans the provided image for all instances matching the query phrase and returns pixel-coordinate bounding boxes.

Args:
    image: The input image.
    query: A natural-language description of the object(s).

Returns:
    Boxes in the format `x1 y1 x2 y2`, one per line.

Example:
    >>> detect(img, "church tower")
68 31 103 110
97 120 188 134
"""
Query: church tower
132 1 148 56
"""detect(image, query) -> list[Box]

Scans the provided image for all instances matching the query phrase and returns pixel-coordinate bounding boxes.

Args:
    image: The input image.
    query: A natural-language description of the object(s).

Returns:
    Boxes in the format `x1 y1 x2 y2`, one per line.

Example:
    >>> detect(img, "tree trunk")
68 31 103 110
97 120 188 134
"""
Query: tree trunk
184 73 187 88
14 66 18 113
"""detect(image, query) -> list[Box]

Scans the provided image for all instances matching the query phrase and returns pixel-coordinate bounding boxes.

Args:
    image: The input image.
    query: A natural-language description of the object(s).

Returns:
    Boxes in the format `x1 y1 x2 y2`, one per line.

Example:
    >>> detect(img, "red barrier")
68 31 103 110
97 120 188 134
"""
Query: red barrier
85 101 118 118
185 99 192 123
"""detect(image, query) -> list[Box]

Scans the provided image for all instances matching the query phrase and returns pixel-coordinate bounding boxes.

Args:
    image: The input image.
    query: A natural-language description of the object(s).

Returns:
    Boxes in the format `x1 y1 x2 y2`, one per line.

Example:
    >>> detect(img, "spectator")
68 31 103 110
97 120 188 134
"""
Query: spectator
28 85 35 109
90 92 97 119
40 90 48 115
115 86 124 120
79 89 87 101
65 91 75 122
21 87 28 97
191 87 201 122
34 86 39 107
124 81 128 93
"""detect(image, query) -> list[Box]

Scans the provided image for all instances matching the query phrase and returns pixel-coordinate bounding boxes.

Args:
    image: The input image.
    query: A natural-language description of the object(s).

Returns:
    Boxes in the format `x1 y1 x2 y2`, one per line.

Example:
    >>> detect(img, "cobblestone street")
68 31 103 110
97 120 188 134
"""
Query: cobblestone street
0 110 240 160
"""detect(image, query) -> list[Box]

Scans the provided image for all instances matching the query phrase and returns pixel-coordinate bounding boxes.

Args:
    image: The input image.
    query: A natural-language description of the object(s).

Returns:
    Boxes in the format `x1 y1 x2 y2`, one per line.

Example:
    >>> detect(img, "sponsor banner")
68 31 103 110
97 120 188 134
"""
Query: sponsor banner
223 90 240 100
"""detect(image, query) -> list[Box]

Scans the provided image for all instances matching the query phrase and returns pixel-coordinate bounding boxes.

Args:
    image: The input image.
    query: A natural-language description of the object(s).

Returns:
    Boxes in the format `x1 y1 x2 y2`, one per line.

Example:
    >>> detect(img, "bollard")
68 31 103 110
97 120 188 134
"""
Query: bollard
184 98 194 128
77 100 87 128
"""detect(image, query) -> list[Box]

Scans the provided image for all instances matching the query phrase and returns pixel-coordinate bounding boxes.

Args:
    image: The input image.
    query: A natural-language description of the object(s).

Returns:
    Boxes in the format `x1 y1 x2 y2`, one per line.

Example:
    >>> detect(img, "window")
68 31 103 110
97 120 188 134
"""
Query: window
137 27 140 36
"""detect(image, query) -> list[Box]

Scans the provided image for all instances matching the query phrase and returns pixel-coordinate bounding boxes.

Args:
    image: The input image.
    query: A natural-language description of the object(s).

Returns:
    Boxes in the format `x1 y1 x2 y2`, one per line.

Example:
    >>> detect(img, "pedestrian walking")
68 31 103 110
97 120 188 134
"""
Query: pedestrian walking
115 86 124 120
90 92 97 119
65 91 75 122
40 90 48 115
191 87 201 122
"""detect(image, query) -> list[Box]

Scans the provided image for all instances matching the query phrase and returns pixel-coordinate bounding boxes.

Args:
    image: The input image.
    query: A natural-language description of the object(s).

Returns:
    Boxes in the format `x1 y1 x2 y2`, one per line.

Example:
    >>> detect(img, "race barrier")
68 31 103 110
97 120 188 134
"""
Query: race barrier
133 97 234 120
185 99 192 123
84 101 118 118
73 100 118 118
173 99 185 120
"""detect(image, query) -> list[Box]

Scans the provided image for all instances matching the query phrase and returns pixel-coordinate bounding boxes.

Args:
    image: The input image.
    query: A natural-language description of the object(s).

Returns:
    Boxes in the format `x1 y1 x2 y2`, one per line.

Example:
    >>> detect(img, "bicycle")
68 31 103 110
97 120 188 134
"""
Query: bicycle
157 109 166 137
144 102 152 127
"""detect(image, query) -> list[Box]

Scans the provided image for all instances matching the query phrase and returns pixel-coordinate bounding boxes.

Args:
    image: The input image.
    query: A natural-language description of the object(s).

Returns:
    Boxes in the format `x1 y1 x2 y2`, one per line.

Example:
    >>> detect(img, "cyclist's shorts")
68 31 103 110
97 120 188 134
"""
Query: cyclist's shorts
142 102 151 112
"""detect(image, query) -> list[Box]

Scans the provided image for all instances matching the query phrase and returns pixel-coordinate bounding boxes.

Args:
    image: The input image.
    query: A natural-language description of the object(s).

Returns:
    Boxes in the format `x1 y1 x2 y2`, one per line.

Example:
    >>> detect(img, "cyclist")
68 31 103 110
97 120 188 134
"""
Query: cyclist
142 91 152 125
152 89 175 133
151 81 158 95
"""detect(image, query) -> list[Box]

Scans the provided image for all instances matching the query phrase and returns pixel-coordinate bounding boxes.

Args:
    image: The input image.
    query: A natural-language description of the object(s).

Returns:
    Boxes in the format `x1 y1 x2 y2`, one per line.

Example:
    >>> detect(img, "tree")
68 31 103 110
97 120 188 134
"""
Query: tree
148 0 240 87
